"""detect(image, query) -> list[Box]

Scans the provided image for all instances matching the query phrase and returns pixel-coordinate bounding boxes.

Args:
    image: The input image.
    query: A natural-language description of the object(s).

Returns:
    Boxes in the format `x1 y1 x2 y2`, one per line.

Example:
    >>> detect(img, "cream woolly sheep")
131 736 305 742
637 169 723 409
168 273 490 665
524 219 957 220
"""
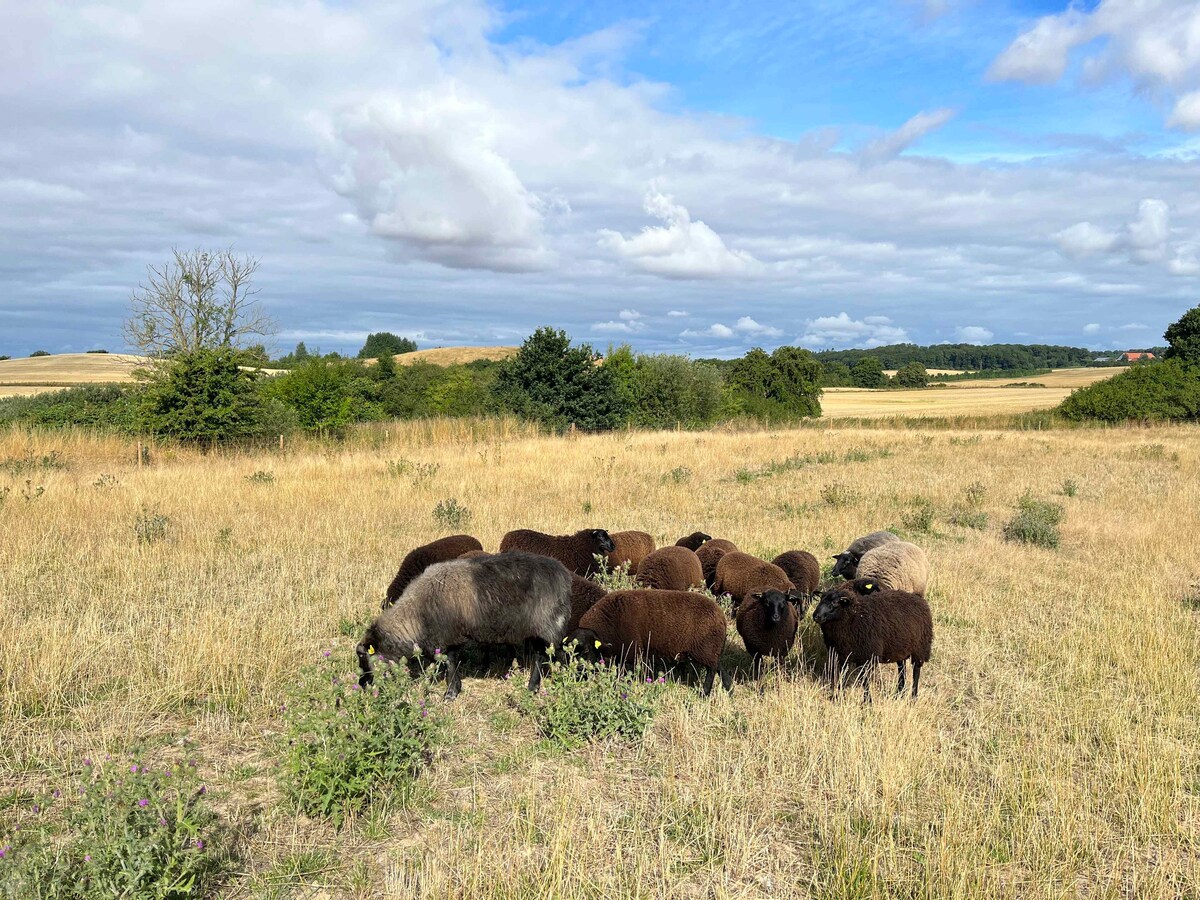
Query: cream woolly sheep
830 530 900 579
855 541 929 596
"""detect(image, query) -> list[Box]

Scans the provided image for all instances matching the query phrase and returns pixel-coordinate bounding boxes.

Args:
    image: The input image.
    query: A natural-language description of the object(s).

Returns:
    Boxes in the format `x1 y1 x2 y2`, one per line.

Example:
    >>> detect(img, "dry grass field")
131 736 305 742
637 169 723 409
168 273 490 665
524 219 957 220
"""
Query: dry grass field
1 416 1198 898
394 346 518 366
0 353 143 397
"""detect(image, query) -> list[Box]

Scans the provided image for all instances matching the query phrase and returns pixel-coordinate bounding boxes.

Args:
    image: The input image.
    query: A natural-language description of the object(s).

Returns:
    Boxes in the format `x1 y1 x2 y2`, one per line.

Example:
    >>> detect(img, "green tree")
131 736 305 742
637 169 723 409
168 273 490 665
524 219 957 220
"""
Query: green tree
1059 360 1200 422
374 352 397 382
138 347 269 443
724 346 822 421
494 327 625 431
767 346 823 414
851 356 888 388
1164 305 1200 368
894 361 928 388
30 350 51 357
358 332 418 359
264 357 382 433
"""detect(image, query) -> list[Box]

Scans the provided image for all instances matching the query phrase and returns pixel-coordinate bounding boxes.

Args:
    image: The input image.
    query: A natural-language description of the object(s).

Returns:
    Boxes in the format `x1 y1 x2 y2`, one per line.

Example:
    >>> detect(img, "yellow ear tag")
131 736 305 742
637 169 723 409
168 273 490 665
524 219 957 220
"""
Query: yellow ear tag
864 583 874 590
367 645 376 655
594 640 602 649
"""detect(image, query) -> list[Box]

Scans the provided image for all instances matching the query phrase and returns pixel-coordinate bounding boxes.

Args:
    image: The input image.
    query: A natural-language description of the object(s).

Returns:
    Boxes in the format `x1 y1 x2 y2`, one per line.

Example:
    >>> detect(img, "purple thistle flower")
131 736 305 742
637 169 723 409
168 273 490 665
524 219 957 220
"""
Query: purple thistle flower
198 785 206 795
53 790 61 799
322 650 331 658
31 805 39 814
82 757 92 767
349 683 361 691
194 839 204 850
83 854 91 863
0 846 8 859
658 676 666 684
421 709 428 718
138 799 149 808
158 818 167 827
130 765 139 774
164 770 171 778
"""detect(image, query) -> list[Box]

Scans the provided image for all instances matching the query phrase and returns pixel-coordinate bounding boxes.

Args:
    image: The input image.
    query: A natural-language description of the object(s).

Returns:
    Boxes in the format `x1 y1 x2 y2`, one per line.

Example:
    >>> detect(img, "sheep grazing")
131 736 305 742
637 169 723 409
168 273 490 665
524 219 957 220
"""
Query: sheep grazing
771 550 820 597
573 589 731 695
568 574 607 635
675 531 713 552
735 589 803 678
812 579 933 699
856 541 929 596
635 546 704 592
498 528 616 578
830 530 900 579
382 534 484 609
713 551 795 608
696 538 738 590
358 551 571 700
607 530 656 574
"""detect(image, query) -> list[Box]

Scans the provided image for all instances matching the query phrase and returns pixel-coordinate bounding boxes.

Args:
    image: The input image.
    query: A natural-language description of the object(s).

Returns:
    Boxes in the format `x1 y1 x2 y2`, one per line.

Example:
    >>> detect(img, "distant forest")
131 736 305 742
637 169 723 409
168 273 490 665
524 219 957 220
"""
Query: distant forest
811 343 1117 371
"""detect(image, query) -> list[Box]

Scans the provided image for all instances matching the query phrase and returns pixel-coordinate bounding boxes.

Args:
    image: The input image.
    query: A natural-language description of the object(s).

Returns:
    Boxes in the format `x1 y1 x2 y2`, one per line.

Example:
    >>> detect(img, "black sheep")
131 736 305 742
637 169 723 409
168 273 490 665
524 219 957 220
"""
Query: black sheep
812 579 933 700
735 589 803 679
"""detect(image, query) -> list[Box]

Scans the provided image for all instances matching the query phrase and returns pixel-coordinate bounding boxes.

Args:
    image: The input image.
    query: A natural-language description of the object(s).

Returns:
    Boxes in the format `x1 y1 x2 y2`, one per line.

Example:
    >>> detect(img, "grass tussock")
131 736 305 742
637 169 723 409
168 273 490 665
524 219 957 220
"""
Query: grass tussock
1 420 1199 898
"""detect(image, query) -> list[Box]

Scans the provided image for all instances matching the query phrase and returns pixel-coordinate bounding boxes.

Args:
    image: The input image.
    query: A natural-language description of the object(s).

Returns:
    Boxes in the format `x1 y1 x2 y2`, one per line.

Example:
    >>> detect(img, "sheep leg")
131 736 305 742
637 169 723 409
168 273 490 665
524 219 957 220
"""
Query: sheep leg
911 660 922 699
443 647 462 701
720 665 733 694
751 653 764 681
525 638 550 693
701 665 717 696
896 660 907 696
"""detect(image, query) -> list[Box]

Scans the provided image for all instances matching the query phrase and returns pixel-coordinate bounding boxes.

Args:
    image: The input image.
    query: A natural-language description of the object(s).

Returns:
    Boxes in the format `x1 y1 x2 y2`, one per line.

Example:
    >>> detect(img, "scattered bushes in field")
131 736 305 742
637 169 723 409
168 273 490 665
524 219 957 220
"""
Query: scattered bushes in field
0 451 67 476
277 651 447 826
1003 494 1064 549
1059 478 1079 497
92 474 119 490
245 470 274 485
950 509 989 530
963 480 987 507
135 506 170 545
821 482 860 507
0 749 224 899
901 499 936 534
513 642 668 748
432 498 471 529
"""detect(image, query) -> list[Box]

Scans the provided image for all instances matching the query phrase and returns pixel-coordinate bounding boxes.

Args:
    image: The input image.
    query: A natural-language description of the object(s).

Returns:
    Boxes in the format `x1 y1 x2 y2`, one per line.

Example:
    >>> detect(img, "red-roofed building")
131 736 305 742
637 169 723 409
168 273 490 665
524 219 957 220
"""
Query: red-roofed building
1121 352 1156 362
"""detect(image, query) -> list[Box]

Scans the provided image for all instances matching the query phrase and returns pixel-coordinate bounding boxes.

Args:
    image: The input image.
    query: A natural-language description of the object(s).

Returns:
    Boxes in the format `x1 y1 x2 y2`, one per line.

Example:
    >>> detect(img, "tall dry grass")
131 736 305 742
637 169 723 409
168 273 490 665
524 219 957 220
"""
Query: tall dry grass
1 420 1198 898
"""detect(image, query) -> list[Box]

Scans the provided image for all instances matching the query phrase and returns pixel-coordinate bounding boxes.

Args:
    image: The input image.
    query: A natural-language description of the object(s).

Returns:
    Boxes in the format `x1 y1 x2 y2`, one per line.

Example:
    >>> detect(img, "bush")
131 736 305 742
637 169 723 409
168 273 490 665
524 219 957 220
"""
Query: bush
138 348 274 444
901 500 936 534
1003 495 1064 549
0 749 224 899
724 346 823 421
262 357 382 433
820 482 860 507
278 650 447 827
604 346 723 429
950 509 988 530
1058 360 1200 422
514 642 668 748
432 498 471 529
135 506 170 545
29 350 51 357
0 385 139 432
357 332 417 359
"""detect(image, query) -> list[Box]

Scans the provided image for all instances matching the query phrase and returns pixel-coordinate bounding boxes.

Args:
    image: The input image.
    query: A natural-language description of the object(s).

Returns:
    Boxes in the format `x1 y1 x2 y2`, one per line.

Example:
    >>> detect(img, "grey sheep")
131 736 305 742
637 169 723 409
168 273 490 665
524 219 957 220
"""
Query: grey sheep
695 538 737 590
574 589 732 695
856 541 929 596
813 578 933 699
499 528 616 577
382 534 484 609
635 546 705 592
357 551 571 699
713 551 799 609
830 530 900 579
607 530 656 574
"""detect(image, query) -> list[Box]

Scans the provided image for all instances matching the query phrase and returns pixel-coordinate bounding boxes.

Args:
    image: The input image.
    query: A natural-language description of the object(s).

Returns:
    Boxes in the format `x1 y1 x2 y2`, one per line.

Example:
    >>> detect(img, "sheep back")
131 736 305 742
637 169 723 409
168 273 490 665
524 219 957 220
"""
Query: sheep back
695 538 737 589
498 528 616 577
771 550 820 595
607 530 656 573
675 531 713 551
384 534 484 607
831 530 900 579
568 574 607 635
714 551 792 606
856 541 929 596
576 589 727 670
635 546 705 592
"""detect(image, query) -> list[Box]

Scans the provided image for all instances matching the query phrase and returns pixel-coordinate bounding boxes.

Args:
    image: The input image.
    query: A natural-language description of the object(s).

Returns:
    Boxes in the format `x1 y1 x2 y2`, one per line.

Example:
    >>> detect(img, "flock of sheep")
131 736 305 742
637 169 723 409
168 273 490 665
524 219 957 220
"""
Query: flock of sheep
357 527 933 701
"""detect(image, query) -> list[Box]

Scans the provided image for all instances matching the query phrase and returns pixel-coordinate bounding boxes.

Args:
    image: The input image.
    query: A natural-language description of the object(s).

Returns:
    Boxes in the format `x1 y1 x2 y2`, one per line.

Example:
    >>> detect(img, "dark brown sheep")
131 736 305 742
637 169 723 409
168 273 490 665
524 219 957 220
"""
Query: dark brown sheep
695 538 738 590
772 550 820 597
498 528 617 577
568 575 607 635
574 589 731 695
607 530 656 573
383 534 484 609
735 589 803 678
635 546 704 592
713 551 794 608
812 579 933 700
675 531 713 551
458 549 492 560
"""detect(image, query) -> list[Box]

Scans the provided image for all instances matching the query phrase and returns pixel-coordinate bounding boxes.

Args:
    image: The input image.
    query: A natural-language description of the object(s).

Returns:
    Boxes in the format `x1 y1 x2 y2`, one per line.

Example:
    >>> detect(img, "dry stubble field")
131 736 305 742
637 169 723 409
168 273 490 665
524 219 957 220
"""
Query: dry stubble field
1 417 1199 898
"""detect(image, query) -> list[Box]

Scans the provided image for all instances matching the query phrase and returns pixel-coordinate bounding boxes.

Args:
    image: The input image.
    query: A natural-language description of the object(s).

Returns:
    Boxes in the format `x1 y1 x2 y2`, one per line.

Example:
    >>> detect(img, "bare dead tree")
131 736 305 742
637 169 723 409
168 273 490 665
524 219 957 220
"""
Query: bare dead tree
124 248 274 358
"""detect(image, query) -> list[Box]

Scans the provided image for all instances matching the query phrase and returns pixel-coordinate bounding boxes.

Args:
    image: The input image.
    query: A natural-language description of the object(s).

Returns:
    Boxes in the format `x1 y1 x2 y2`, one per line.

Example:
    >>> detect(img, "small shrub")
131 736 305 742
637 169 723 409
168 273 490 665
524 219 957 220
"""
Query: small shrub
92 473 119 490
21 480 44 503
410 462 441 485
591 556 640 592
901 500 935 534
0 748 224 899
964 481 987 507
950 509 989 530
1183 585 1200 611
1003 495 1064 549
278 650 447 826
513 642 668 748
384 458 412 478
734 468 756 484
245 470 274 485
432 498 470 529
135 506 170 545
0 451 66 476
215 527 233 549
667 466 693 484
1060 478 1079 498
0 486 9 508
581 500 593 514
820 482 860 507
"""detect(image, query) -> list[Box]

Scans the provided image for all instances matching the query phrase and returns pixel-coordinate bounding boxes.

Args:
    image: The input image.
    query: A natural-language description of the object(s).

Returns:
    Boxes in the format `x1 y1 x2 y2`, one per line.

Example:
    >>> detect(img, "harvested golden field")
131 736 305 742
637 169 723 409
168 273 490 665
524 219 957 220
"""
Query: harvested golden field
394 346 518 366
2 419 1198 898
883 368 965 377
0 353 143 397
936 367 1128 389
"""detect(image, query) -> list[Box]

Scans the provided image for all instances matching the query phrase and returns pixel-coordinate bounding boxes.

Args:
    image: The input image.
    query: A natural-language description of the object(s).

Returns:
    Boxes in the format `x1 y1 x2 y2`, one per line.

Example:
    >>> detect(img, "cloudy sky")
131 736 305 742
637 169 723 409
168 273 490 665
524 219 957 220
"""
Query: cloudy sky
2 0 1199 357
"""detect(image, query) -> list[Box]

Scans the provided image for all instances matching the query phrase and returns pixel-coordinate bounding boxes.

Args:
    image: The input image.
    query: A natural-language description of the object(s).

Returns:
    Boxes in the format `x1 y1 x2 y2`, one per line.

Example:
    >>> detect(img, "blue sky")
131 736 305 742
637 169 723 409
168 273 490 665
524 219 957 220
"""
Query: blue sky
1 0 1198 358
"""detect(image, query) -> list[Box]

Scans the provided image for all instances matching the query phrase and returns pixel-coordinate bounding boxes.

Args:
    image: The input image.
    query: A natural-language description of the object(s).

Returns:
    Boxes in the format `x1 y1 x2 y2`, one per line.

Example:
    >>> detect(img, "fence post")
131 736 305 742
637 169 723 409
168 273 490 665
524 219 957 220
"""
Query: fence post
136 440 143 469
279 433 284 451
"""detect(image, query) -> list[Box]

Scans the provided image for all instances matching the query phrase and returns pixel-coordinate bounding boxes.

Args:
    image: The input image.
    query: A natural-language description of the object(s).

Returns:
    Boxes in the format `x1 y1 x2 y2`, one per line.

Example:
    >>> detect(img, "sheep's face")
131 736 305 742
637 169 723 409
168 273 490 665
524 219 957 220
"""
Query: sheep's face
813 589 857 625
570 628 611 662
829 551 859 579
588 529 616 554
753 590 792 625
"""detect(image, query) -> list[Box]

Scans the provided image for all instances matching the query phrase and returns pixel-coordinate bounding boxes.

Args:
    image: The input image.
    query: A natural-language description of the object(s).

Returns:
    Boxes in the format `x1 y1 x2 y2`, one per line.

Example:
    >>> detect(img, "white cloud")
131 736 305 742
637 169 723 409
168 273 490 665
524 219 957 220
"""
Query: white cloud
682 323 736 339
1119 322 1150 331
1055 222 1120 259
733 316 782 337
989 0 1200 131
667 310 689 317
796 313 910 349
861 108 956 163
599 191 759 279
1083 323 1101 334
1054 199 1200 274
618 309 643 321
591 320 642 334
955 325 994 344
